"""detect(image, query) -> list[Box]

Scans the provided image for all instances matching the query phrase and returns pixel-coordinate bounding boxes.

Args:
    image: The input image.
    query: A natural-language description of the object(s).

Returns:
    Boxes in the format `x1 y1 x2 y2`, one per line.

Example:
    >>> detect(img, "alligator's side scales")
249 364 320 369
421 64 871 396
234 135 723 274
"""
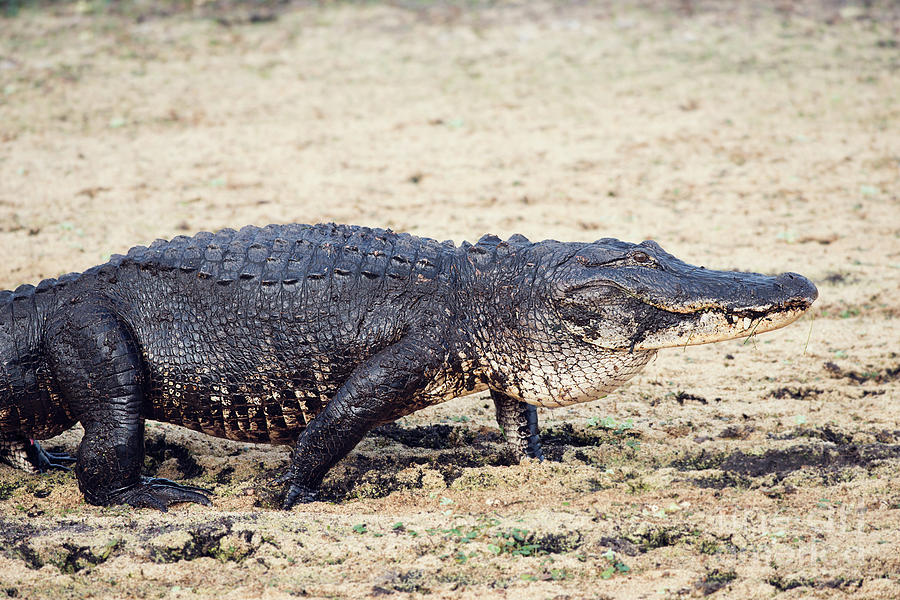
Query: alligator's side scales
0 223 817 509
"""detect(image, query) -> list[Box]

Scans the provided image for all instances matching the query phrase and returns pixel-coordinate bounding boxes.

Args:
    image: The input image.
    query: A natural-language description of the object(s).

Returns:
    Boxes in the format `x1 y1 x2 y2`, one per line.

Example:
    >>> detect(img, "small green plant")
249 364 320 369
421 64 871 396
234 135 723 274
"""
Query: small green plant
587 416 633 432
0 480 21 501
599 550 630 579
442 526 480 544
488 528 541 557
351 524 367 534
586 416 638 450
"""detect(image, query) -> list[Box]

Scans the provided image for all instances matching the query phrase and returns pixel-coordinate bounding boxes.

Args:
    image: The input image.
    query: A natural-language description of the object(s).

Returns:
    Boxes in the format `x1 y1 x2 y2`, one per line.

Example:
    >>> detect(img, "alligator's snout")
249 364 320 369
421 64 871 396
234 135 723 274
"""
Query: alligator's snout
556 241 820 351
775 272 818 308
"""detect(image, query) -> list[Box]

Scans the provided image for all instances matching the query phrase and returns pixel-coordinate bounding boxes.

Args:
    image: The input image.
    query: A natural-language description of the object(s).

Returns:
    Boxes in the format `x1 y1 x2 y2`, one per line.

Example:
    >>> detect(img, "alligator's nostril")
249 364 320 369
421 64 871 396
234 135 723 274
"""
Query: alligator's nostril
773 272 817 303
782 272 818 303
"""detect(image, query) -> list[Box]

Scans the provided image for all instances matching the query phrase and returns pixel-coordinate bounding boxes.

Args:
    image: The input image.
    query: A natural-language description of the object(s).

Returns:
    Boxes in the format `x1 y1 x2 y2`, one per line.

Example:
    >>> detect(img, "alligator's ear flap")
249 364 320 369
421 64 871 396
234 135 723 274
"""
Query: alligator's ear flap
476 234 502 246
493 233 532 257
467 234 503 259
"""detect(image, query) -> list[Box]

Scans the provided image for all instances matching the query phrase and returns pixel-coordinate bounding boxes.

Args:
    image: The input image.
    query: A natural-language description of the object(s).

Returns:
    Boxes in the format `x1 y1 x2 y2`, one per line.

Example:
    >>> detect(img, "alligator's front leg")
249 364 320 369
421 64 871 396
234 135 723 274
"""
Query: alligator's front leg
280 337 442 509
27 440 76 471
46 301 210 511
491 390 544 461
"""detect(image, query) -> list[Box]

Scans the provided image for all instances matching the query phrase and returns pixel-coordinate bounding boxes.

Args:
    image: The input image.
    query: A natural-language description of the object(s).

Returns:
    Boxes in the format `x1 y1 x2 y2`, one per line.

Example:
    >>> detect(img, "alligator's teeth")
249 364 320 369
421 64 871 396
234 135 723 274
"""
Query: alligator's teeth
742 317 752 330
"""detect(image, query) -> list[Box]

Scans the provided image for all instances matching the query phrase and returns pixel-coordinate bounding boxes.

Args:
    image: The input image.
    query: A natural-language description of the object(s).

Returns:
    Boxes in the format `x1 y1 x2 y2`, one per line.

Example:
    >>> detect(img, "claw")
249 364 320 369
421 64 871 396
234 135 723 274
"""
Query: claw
282 483 318 510
110 477 212 511
144 477 211 494
27 440 76 472
272 471 292 486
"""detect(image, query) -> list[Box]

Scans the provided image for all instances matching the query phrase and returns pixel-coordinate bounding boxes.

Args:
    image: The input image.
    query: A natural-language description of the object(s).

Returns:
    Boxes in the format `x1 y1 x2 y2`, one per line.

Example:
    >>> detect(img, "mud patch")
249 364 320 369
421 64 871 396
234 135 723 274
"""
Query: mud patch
674 391 708 405
539 422 640 461
143 436 204 479
372 423 496 450
690 471 754 490
779 425 854 445
822 272 857 285
723 444 900 478
147 517 258 563
322 447 521 501
532 530 584 554
214 466 235 485
718 425 754 439
766 575 863 592
619 524 691 553
670 449 728 472
0 519 39 552
372 570 430 595
10 539 120 573
695 569 738 596
769 387 823 400
823 361 900 385
253 429 523 505
677 443 900 488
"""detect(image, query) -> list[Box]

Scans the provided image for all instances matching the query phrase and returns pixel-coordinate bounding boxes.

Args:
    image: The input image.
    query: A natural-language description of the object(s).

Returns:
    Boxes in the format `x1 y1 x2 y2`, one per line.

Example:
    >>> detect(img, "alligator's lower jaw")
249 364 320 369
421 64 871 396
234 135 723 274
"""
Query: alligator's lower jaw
632 305 812 350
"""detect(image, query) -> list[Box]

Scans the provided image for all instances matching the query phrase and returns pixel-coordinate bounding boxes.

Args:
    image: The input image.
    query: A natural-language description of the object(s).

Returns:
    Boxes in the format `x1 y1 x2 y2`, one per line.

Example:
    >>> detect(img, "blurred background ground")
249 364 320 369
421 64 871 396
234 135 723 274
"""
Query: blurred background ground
0 1 898 598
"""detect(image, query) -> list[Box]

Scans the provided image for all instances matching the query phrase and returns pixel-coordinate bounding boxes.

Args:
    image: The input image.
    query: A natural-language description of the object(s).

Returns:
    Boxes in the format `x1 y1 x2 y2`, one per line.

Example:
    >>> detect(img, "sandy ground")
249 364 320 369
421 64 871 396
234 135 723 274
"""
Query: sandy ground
1 1 899 598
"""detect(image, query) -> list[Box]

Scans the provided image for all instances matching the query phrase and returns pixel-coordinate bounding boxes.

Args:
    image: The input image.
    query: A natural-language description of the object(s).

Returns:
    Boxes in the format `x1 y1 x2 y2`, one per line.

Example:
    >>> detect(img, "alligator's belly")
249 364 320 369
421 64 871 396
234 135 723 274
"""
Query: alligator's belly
146 361 487 444
146 361 341 445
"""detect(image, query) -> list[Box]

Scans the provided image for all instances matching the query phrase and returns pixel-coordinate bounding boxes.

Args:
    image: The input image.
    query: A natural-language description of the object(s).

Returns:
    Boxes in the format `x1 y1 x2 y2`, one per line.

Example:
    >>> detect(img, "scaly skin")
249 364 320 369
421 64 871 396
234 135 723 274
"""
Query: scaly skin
0 223 817 510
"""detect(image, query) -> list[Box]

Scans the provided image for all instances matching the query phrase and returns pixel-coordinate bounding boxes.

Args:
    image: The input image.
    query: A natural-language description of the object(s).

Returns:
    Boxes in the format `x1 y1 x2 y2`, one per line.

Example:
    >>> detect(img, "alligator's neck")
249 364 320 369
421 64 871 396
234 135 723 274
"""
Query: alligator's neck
448 238 657 408
447 236 547 392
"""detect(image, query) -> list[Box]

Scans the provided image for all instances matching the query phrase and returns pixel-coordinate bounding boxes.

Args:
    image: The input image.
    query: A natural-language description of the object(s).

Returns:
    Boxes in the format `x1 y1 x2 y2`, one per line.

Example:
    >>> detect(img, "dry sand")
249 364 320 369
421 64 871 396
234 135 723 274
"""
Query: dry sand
0 1 898 598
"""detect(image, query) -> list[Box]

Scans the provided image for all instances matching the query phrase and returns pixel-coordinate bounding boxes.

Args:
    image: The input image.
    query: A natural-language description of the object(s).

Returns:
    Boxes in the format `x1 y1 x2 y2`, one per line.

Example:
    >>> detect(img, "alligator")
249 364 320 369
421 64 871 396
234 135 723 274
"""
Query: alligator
0 223 817 510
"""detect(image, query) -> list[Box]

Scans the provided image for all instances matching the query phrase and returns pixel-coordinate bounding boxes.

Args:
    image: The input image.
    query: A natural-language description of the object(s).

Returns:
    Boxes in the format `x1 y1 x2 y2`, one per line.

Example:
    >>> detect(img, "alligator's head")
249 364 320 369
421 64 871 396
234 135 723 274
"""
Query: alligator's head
549 239 817 351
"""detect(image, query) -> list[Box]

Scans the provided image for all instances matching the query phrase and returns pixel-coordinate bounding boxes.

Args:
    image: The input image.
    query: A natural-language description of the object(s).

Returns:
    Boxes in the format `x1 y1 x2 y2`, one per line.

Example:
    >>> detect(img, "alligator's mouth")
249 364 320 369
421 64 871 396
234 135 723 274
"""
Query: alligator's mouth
560 274 817 352
628 299 814 350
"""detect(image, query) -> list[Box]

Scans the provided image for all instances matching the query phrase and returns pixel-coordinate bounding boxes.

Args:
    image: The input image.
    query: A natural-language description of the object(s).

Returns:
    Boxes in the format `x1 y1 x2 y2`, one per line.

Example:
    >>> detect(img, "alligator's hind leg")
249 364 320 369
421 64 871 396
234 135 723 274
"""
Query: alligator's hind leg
0 437 75 472
46 301 209 511
491 390 544 461
279 337 441 509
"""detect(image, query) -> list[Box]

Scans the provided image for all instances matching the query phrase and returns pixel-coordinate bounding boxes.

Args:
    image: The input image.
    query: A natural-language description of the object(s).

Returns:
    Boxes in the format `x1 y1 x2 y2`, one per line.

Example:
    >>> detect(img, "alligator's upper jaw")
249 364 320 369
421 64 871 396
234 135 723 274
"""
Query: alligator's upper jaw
632 271 819 350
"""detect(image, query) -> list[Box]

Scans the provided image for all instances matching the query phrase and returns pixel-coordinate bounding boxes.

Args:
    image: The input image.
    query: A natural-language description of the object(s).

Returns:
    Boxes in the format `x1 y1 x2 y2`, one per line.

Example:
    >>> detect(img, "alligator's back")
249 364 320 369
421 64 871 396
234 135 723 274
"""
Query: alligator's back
50 223 456 444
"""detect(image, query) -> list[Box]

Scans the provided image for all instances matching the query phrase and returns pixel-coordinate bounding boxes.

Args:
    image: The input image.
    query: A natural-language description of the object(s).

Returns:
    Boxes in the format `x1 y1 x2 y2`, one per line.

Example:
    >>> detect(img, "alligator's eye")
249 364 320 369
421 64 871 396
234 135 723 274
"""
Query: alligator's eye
632 251 651 264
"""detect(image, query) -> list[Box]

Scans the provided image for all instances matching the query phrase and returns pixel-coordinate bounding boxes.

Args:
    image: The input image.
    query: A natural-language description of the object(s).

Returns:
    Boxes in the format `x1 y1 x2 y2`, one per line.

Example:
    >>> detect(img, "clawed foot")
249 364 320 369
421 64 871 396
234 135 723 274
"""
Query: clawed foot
110 477 212 511
27 440 76 472
524 446 545 462
272 470 319 509
282 483 318 509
